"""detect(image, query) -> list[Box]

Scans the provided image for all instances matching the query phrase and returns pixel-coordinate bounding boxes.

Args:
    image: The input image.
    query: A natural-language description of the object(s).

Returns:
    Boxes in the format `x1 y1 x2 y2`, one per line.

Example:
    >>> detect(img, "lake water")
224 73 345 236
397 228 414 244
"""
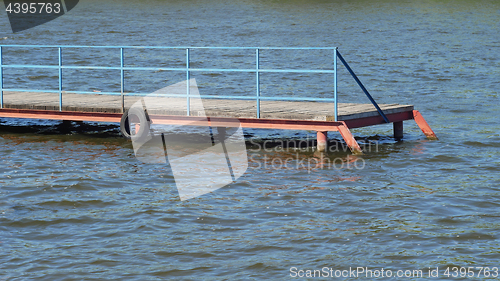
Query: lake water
1 0 500 280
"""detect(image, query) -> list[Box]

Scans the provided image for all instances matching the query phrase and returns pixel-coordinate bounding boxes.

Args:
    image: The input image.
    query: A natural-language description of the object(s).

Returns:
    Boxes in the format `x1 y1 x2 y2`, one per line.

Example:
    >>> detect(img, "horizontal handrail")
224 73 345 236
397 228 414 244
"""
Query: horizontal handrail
0 64 337 74
0 45 337 50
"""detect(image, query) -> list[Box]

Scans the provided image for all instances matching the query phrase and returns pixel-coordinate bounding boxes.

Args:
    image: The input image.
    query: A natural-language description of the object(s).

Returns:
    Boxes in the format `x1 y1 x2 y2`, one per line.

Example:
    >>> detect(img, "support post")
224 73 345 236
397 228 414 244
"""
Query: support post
120 47 124 113
59 120 72 134
316 131 328 154
333 48 338 121
0 46 3 109
337 122 363 154
186 48 190 116
58 47 62 111
394 121 403 141
256 48 260 118
413 110 438 140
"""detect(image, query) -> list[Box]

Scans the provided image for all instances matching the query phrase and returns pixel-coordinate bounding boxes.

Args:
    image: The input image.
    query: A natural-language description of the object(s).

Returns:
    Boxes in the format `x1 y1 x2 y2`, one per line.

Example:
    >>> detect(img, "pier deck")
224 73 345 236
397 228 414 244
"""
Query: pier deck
0 91 413 121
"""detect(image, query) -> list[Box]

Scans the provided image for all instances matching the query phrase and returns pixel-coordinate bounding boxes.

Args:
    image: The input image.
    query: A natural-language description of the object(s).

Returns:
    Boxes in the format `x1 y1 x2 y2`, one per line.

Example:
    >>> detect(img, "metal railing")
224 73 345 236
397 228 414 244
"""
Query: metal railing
0 45 388 122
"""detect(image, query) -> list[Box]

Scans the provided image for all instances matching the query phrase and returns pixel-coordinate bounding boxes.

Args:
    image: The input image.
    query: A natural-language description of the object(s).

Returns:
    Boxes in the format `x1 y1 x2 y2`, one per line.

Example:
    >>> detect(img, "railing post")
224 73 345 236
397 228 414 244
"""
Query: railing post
186 48 190 116
256 48 260 118
120 47 124 113
58 47 62 111
0 46 3 109
334 48 338 121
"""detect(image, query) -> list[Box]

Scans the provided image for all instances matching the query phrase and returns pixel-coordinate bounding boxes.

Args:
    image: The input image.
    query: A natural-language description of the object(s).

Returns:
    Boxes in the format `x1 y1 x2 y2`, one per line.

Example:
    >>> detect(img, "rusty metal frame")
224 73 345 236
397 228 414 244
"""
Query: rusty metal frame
0 108 436 154
0 108 122 122
413 110 438 140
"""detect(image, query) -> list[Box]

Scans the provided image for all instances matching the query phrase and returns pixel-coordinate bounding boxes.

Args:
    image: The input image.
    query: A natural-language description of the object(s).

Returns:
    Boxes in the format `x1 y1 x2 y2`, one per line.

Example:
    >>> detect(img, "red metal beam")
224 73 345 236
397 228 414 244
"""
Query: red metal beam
149 115 345 131
413 110 438 140
337 122 363 154
0 108 418 132
342 110 414 129
0 108 122 123
0 108 346 131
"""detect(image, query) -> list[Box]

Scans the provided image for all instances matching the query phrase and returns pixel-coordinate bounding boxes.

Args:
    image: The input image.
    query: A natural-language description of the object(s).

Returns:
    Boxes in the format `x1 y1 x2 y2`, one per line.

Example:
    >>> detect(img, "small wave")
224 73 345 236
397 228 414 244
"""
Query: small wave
463 140 500 148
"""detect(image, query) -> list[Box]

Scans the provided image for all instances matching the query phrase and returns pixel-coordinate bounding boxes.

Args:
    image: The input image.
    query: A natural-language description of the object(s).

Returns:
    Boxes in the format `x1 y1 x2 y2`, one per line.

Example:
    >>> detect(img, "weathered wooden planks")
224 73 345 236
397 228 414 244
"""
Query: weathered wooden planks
1 91 413 121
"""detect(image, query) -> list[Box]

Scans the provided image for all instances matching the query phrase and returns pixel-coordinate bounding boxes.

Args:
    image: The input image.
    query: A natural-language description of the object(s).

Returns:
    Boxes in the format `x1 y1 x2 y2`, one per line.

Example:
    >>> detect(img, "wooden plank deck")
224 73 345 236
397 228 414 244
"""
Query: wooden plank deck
1 91 413 121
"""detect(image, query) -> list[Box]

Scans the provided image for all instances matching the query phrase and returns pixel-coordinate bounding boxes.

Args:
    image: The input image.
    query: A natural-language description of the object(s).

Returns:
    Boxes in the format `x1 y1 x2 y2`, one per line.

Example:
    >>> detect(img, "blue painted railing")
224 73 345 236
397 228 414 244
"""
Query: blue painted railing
0 45 388 122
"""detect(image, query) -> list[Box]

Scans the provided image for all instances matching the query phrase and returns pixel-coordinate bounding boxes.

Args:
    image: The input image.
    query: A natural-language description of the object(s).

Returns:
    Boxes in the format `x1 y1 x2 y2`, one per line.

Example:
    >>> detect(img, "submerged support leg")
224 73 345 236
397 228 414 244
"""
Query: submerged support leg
337 122 363 155
316 131 328 154
394 121 403 141
413 110 438 140
58 120 73 134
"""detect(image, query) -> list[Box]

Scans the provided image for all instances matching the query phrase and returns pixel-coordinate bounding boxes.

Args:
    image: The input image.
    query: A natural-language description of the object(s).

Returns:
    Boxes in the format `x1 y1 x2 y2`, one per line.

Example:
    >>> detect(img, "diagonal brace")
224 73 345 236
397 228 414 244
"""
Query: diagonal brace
337 121 363 154
336 51 389 123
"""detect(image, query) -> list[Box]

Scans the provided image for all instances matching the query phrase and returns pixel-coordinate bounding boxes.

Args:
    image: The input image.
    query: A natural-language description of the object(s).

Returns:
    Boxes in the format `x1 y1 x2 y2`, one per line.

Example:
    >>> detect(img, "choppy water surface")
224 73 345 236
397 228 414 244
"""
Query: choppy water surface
1 0 500 280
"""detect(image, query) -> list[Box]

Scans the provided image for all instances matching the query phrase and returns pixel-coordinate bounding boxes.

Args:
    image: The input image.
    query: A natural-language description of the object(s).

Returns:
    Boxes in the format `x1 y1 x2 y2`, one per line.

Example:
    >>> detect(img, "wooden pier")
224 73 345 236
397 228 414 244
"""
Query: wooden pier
0 45 438 154
0 91 437 154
